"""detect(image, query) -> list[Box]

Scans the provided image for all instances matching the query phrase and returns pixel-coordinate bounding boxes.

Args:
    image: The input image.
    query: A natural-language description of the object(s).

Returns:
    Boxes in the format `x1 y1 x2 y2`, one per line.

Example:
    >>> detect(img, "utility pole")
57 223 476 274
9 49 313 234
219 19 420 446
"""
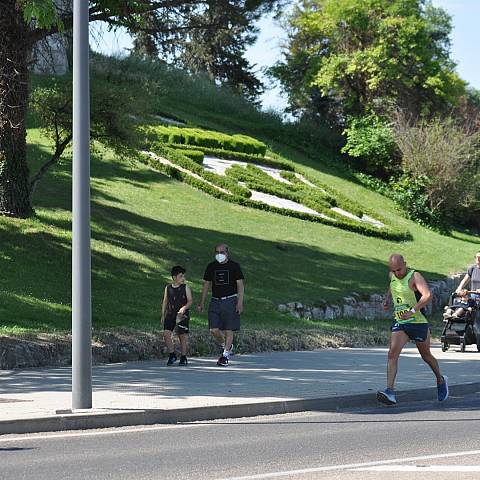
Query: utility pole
72 0 92 410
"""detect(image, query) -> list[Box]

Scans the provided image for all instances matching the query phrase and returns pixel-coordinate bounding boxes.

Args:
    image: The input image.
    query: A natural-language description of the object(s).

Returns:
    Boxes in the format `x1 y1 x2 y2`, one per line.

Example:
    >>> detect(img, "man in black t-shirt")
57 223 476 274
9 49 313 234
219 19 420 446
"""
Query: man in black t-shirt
198 243 245 366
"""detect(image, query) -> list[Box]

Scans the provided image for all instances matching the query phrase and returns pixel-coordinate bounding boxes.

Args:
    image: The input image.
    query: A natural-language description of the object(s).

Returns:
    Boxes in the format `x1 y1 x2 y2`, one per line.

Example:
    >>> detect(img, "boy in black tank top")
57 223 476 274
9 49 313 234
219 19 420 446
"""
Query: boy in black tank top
161 266 193 365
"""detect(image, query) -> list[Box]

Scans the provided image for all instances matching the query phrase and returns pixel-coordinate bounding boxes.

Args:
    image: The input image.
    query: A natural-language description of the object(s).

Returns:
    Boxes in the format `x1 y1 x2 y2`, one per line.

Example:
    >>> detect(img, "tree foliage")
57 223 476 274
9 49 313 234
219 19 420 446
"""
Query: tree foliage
271 0 465 121
0 0 281 217
131 1 285 101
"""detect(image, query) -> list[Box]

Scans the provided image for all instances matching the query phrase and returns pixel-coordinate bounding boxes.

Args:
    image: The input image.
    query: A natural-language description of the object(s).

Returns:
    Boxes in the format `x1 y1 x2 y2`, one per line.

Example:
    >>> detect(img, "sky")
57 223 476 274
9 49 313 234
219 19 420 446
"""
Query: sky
91 0 480 112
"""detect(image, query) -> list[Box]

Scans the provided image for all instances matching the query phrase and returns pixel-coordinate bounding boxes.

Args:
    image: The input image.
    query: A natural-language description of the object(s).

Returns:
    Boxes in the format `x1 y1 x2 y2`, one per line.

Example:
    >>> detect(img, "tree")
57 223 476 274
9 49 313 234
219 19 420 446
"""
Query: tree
131 1 284 101
271 0 465 122
0 0 282 218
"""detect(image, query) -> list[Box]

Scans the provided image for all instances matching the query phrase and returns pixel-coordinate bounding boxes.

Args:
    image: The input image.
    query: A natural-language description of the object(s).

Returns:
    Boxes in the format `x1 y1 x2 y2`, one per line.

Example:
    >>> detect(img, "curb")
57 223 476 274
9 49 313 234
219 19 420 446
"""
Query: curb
1 381 479 436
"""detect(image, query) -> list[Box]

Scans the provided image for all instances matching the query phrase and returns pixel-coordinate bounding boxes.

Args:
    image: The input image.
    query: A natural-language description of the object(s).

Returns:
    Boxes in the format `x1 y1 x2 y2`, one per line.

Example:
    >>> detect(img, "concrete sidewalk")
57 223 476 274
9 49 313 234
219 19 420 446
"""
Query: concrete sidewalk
0 345 479 435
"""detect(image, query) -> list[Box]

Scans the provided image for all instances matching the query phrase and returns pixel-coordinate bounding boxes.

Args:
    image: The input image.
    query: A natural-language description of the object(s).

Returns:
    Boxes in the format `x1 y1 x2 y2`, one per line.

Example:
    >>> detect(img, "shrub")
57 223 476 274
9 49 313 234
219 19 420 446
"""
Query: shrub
146 124 267 157
392 113 480 226
167 144 295 170
390 174 443 229
174 149 204 165
342 114 397 176
150 143 251 198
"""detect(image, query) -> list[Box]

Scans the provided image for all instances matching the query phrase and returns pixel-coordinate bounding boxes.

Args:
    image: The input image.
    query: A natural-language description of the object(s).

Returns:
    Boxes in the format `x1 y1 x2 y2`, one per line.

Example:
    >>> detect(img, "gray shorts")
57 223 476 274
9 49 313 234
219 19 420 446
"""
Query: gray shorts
208 297 240 331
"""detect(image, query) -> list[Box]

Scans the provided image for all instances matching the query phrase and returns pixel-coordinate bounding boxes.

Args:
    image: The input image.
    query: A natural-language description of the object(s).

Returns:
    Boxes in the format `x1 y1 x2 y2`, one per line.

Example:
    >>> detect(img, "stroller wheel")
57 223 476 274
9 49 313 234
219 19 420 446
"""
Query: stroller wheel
442 342 449 352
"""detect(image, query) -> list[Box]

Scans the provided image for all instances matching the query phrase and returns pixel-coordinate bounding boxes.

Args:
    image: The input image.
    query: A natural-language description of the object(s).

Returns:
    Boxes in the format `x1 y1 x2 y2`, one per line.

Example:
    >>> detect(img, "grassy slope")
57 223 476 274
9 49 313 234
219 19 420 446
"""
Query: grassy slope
1 69 478 336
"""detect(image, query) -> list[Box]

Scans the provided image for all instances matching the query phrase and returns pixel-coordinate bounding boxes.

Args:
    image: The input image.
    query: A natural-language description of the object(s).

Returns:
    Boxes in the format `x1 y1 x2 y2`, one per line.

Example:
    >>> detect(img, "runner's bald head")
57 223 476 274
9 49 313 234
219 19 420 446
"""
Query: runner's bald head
389 253 407 278
389 254 405 265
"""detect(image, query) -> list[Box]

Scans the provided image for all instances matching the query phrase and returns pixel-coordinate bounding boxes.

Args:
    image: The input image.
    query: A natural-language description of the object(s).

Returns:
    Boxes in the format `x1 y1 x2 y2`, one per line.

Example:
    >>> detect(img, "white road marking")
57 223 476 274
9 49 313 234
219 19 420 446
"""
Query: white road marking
219 449 480 480
0 423 202 443
352 465 480 472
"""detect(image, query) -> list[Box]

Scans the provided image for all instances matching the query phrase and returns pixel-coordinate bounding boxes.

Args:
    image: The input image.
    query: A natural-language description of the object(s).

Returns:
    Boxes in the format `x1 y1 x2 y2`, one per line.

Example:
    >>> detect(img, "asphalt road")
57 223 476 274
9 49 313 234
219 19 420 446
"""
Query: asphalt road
1 393 480 480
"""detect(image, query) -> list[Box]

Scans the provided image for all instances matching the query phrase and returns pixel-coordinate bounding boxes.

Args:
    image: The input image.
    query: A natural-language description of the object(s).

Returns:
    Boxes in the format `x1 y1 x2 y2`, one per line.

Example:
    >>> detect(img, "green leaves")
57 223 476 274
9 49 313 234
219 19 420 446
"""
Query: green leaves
273 0 465 119
22 0 64 30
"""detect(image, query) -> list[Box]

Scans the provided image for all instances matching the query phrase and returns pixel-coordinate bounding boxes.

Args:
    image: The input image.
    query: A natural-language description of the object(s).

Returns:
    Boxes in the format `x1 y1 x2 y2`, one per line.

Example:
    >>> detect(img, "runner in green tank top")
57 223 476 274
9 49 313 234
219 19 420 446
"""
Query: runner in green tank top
390 269 428 325
376 254 448 406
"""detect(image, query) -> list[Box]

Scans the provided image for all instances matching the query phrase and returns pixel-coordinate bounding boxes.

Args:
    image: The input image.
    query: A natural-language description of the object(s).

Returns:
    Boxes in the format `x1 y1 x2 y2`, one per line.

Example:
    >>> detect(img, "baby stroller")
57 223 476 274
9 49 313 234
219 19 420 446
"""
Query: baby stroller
441 291 480 352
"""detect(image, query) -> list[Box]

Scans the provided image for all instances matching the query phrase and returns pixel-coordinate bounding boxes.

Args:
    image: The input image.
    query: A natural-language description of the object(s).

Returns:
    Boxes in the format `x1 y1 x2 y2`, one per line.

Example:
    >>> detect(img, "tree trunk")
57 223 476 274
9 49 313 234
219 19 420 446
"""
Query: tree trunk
0 1 32 217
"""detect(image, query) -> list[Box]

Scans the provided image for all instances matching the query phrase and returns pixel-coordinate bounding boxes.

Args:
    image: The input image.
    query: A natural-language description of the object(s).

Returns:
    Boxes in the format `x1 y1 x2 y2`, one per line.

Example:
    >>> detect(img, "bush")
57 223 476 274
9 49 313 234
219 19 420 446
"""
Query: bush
143 153 409 240
167 144 295 170
393 113 480 226
174 149 204 165
342 114 397 176
146 124 267 156
390 174 443 229
149 143 251 198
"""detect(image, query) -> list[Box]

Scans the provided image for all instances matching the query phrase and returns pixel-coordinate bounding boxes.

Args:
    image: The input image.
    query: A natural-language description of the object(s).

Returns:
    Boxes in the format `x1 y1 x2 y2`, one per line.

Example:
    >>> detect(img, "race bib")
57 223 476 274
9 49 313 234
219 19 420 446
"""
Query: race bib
394 304 411 320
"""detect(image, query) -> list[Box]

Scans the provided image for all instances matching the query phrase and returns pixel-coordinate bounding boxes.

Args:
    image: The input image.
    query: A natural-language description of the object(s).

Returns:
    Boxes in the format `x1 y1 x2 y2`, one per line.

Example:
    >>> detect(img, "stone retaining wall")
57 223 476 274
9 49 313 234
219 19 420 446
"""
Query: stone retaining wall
278 273 464 321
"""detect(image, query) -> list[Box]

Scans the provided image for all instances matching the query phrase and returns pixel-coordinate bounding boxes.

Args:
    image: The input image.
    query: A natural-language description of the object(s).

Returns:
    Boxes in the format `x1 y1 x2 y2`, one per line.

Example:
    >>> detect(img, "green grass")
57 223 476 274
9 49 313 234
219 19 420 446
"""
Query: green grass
0 124 478 336
1 56 479 337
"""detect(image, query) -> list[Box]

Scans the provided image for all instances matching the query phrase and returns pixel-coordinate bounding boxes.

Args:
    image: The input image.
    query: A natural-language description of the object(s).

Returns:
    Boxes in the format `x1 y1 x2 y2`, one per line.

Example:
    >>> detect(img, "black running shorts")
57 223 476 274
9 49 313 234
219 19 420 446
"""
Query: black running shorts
164 314 189 334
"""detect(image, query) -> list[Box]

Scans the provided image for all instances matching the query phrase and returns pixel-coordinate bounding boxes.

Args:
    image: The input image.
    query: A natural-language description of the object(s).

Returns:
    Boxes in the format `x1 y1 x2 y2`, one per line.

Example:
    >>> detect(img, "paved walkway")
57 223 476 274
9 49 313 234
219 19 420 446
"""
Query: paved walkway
0 345 479 434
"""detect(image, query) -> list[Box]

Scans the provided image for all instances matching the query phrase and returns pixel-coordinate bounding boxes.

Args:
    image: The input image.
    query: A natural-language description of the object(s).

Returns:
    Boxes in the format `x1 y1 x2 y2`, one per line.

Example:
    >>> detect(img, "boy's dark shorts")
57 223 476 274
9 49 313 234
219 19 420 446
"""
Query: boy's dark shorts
164 315 189 334
391 322 430 342
208 297 240 331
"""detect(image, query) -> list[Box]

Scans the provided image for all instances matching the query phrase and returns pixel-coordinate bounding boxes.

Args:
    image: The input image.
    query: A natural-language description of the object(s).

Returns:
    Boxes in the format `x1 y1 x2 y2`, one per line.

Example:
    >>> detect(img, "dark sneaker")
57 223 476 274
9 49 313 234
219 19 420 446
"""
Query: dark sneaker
438 375 449 401
167 353 177 366
377 388 397 405
217 354 228 367
179 355 188 366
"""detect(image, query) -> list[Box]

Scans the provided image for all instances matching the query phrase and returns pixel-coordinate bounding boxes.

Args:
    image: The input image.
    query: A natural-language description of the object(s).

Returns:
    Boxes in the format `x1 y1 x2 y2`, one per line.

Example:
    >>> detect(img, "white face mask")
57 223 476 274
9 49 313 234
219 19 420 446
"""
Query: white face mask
215 253 227 263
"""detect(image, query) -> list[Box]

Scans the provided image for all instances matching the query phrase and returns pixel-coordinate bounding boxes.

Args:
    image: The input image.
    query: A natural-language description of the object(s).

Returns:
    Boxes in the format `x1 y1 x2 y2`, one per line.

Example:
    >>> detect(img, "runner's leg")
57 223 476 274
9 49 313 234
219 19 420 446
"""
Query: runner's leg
415 330 443 383
387 330 409 389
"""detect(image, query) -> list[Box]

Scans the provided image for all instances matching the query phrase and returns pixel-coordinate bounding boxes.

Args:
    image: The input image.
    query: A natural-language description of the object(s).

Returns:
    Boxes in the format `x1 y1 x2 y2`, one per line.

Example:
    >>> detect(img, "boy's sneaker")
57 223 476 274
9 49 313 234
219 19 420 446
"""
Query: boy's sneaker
167 353 177 366
376 388 397 405
179 355 188 366
438 375 449 402
217 354 228 367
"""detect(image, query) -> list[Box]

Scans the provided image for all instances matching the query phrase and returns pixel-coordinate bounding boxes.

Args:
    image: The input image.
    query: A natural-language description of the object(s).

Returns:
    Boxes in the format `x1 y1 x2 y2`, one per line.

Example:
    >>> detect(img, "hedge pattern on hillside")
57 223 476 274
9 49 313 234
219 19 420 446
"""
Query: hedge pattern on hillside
145 125 267 156
143 141 410 240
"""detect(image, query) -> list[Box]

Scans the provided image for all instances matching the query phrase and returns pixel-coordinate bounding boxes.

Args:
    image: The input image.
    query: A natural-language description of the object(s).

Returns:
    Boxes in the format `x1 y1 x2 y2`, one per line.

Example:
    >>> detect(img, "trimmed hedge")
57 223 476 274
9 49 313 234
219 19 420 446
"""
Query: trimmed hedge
174 148 204 165
149 143 251 198
168 144 295 171
147 125 267 156
142 153 410 240
143 142 409 240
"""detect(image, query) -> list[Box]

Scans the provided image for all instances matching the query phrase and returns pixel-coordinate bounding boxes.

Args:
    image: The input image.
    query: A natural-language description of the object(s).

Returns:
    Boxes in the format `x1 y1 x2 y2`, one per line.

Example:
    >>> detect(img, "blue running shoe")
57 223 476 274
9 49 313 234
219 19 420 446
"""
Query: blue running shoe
437 375 449 401
377 388 397 405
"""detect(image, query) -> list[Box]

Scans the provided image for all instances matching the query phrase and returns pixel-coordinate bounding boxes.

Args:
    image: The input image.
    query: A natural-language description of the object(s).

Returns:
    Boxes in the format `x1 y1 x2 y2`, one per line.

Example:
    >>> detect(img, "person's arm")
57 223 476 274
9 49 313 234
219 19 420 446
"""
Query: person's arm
399 272 432 320
456 273 471 294
197 280 211 313
383 273 392 311
179 285 193 314
236 279 245 314
383 287 392 311
161 286 168 323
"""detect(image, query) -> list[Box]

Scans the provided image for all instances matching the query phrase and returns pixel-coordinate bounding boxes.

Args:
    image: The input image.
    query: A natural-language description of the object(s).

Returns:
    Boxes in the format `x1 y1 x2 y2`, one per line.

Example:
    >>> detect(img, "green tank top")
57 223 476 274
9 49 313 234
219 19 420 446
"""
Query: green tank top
390 270 428 324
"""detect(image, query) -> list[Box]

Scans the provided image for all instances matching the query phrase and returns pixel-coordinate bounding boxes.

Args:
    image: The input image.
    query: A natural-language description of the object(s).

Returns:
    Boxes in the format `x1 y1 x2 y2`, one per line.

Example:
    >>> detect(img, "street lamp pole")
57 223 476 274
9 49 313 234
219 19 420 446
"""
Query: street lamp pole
72 0 92 410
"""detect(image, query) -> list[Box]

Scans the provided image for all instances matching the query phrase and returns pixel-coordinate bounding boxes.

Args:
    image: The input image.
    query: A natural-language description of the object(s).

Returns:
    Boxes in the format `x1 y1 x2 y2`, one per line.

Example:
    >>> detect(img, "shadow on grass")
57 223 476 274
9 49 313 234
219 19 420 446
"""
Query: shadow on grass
1 144 444 333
